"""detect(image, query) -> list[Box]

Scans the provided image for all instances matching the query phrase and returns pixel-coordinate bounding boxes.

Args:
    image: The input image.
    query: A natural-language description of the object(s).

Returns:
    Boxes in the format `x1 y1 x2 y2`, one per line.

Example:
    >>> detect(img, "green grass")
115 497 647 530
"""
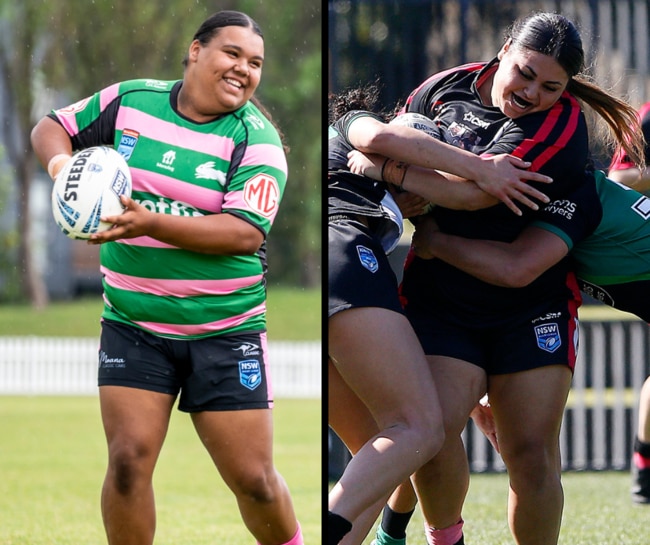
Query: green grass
0 287 321 339
356 471 649 544
0 396 321 545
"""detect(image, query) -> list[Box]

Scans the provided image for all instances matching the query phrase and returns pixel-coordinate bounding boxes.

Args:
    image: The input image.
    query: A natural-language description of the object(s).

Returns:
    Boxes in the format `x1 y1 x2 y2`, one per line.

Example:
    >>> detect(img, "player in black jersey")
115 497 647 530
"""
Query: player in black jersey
327 84 553 545
413 168 650 508
352 12 645 545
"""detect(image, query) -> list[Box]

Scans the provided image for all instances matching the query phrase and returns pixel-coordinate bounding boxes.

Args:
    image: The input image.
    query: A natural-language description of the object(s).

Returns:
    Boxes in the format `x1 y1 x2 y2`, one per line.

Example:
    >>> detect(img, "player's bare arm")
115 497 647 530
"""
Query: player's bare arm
91 196 264 255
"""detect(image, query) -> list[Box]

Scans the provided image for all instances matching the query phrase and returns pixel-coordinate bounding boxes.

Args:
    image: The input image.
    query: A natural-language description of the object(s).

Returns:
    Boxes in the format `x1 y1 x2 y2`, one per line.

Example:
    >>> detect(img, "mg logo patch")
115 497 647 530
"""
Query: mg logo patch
534 323 561 353
357 245 378 273
239 360 262 390
244 174 280 217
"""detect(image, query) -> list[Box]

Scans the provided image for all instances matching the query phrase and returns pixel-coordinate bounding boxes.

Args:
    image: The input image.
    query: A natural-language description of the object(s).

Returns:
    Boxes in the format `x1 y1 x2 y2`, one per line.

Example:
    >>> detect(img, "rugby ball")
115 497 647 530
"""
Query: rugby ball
389 112 439 138
51 146 132 239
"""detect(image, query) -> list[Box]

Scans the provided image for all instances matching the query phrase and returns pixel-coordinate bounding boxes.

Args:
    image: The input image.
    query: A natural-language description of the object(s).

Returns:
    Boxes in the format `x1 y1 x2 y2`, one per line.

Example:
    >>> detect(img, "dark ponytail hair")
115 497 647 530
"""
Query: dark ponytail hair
506 12 645 169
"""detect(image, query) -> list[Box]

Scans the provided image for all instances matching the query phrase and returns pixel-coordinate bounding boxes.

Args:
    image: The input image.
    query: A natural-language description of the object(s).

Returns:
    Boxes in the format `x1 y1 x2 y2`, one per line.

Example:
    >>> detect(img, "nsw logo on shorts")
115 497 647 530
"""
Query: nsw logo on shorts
534 322 561 353
356 245 378 273
239 359 262 390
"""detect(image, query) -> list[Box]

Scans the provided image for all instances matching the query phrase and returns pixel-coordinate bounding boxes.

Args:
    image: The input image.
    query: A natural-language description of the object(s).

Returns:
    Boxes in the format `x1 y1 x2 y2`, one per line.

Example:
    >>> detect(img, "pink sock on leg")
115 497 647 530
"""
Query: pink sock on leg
257 523 303 545
425 519 463 545
634 451 650 469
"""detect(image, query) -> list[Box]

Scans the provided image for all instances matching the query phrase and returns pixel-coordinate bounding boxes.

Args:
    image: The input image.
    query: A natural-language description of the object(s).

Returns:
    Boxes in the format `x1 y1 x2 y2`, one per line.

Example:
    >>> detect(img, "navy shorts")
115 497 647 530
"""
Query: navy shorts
579 278 650 323
328 215 403 317
98 320 273 412
407 296 580 375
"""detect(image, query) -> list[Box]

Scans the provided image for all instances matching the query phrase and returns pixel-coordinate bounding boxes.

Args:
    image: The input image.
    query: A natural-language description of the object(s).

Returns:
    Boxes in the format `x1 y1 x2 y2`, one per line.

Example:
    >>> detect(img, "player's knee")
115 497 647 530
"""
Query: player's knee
231 467 280 504
501 437 559 476
394 414 445 462
410 406 446 457
108 442 154 495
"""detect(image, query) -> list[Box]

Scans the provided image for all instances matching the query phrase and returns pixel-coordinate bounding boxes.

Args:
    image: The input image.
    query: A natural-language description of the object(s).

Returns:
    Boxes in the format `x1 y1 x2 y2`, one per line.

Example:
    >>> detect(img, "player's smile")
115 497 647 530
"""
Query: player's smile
511 92 533 110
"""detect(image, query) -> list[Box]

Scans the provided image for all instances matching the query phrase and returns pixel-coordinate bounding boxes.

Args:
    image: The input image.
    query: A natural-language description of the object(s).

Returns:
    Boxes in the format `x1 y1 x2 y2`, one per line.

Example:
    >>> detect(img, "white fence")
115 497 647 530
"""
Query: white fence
0 337 322 398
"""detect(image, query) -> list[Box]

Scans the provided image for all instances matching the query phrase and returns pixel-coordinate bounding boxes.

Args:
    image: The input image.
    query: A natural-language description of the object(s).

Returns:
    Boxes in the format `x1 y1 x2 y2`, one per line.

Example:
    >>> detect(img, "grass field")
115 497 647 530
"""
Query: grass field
0 287 321 339
0 396 321 545
351 470 650 545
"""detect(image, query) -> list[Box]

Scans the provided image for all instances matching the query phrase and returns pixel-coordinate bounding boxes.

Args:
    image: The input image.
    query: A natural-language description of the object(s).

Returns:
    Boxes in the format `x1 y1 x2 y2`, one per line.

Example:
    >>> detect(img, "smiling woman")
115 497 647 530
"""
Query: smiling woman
30 9 304 545
179 19 264 120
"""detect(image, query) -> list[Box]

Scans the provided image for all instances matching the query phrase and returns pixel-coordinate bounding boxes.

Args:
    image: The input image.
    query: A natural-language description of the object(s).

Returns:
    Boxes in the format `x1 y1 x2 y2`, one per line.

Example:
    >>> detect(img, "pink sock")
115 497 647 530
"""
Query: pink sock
425 519 463 545
634 452 650 469
257 523 303 545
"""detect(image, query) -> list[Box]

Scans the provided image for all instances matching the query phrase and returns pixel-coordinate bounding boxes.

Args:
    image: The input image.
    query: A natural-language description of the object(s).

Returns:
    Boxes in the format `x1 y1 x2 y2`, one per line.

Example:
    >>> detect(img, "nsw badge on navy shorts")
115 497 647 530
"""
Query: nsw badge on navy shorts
534 322 562 353
239 359 262 390
357 244 379 273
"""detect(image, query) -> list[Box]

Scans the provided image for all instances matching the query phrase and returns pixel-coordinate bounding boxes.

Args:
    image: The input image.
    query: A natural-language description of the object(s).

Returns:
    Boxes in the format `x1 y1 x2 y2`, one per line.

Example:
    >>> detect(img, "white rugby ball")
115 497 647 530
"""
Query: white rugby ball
51 146 132 240
389 112 439 138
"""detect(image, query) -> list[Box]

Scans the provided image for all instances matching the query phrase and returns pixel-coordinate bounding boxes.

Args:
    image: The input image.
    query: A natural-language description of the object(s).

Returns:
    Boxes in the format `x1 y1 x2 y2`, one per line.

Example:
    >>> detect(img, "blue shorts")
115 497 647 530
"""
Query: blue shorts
98 320 273 411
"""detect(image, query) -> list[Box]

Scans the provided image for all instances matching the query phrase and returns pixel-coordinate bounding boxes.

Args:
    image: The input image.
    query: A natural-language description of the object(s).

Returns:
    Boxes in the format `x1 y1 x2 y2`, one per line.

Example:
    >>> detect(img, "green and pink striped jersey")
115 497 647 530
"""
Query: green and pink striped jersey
50 79 287 339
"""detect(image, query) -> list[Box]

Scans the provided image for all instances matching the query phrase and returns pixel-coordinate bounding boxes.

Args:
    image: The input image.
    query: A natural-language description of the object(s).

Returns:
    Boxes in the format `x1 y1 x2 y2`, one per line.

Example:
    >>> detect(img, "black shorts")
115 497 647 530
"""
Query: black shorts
98 320 273 412
579 279 650 322
328 215 403 317
407 296 580 375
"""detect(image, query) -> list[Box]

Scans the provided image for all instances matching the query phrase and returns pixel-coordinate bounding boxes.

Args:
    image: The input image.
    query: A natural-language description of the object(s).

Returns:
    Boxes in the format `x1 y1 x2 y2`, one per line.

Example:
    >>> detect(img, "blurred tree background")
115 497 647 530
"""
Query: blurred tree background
0 0 321 306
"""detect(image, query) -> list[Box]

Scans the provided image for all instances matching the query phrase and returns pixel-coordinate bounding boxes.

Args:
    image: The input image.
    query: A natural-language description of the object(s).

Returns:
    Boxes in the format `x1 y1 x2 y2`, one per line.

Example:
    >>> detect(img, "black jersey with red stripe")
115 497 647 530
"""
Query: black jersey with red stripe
401 59 588 319
404 58 588 240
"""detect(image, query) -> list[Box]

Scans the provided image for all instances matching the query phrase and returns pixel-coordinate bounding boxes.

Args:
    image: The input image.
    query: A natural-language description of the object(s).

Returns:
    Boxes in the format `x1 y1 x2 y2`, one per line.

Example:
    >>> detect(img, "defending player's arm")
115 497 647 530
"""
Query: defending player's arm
413 216 569 287
346 114 552 215
348 150 496 211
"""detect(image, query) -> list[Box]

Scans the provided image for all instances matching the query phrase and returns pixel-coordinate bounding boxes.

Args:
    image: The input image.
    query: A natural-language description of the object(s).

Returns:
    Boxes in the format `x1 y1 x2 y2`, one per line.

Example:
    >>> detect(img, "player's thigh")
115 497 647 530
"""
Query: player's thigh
425 354 487 435
489 364 572 454
328 357 379 454
99 385 176 454
329 306 441 429
191 408 275 482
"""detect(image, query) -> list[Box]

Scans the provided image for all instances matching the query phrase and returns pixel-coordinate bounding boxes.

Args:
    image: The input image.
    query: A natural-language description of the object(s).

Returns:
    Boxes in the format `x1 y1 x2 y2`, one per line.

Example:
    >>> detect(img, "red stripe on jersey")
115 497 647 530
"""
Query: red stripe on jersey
532 96 580 171
511 91 581 171
402 62 486 113
565 269 582 373
398 246 418 308
475 62 498 89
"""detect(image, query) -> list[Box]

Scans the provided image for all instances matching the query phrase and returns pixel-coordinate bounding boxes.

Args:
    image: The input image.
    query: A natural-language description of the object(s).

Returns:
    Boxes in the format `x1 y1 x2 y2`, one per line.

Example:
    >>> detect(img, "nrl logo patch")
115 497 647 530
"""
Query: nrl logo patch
356 245 378 273
534 323 561 353
239 360 262 390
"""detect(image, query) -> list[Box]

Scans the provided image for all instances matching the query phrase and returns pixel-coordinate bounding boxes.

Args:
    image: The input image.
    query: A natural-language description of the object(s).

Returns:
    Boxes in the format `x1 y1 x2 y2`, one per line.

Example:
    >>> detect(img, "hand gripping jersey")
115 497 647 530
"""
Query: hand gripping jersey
50 79 287 339
400 59 588 319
